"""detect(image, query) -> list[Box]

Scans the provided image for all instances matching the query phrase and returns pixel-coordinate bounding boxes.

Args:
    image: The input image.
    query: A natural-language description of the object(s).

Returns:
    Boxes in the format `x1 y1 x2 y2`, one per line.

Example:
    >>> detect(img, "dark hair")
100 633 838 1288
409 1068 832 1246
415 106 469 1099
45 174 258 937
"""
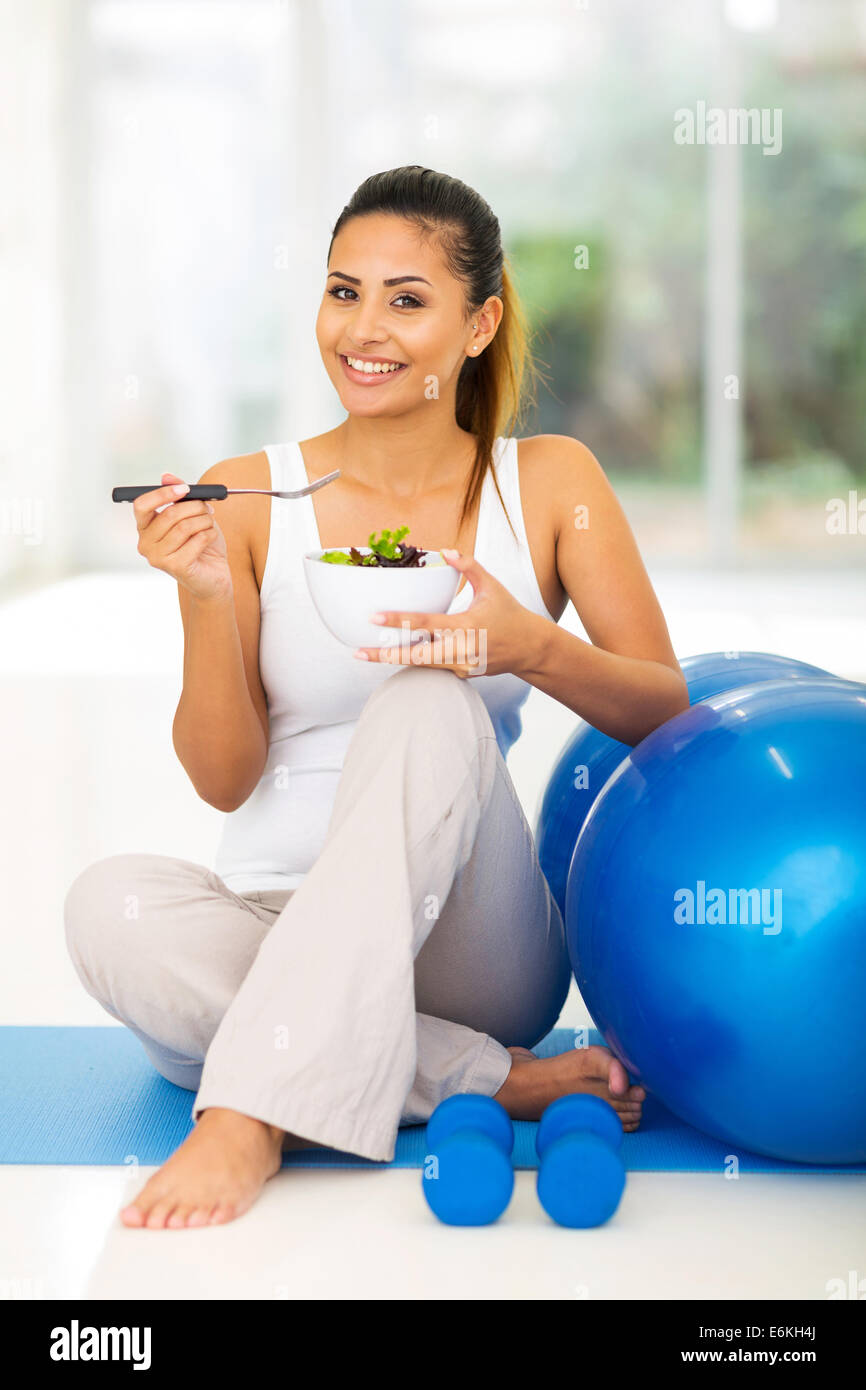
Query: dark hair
327 165 541 534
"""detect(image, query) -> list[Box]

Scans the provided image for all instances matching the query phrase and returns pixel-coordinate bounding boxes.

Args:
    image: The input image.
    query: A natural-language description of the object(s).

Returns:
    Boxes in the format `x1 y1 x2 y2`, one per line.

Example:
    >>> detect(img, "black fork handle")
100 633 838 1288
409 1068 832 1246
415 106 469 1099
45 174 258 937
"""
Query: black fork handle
112 484 229 502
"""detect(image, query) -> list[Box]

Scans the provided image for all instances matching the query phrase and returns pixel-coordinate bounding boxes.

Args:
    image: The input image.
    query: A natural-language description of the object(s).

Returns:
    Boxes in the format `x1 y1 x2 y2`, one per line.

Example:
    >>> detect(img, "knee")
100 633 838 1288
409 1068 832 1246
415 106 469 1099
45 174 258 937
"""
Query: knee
364 665 493 739
63 853 151 981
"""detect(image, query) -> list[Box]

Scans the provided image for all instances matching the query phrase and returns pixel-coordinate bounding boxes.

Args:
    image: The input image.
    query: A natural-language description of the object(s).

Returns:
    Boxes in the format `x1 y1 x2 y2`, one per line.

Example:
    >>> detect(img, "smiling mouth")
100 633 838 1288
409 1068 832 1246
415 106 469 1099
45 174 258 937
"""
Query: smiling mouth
340 353 409 383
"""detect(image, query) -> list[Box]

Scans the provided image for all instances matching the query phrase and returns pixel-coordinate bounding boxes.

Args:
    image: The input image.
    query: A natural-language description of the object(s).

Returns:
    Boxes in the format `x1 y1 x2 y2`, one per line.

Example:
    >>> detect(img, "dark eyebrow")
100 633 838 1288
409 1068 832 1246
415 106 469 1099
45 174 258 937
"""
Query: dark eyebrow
327 272 433 288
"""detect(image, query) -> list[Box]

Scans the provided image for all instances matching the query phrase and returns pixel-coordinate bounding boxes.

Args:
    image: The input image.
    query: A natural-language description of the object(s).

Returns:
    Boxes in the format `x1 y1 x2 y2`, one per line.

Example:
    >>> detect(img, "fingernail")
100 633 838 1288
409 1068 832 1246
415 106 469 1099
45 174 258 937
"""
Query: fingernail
441 548 459 559
354 650 369 661
370 613 385 624
172 483 189 495
206 502 214 513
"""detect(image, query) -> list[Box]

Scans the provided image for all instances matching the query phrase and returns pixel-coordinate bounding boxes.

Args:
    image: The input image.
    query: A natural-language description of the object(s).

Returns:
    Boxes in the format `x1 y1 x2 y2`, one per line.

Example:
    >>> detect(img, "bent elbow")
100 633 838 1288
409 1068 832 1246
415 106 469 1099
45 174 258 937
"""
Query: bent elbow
205 786 252 814
629 674 691 747
655 672 691 730
671 679 691 720
189 778 253 813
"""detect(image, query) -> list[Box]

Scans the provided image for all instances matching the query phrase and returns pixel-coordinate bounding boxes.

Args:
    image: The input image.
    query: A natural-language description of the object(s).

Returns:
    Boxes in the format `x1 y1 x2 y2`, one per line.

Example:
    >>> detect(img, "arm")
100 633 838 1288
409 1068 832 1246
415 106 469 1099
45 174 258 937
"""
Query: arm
170 460 270 811
518 437 689 745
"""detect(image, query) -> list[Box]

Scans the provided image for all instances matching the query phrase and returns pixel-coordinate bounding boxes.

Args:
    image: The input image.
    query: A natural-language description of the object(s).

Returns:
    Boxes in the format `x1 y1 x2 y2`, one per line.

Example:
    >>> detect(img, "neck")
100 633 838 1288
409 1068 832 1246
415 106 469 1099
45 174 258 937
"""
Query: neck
332 410 478 500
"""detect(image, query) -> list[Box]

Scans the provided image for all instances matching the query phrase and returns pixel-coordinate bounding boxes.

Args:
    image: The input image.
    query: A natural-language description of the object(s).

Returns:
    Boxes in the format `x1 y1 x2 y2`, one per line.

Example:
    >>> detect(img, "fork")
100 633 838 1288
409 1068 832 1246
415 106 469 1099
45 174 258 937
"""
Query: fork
112 469 341 502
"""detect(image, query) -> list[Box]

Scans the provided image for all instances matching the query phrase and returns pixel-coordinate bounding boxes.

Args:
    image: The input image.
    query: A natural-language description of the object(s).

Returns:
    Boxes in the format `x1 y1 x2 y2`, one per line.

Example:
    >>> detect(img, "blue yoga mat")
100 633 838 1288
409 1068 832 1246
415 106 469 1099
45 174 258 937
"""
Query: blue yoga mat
0 1026 863 1172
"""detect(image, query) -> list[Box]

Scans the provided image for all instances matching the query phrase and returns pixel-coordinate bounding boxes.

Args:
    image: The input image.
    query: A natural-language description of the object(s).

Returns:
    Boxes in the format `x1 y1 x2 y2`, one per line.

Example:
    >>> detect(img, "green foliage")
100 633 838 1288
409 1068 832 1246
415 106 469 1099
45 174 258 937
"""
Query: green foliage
319 526 422 567
501 47 865 484
367 526 410 560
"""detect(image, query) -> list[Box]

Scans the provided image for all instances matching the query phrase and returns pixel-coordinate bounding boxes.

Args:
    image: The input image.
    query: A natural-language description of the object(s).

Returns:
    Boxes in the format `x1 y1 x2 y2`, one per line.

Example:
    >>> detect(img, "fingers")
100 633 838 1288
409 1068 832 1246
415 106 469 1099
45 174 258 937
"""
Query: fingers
354 639 478 677
158 529 213 569
132 480 191 531
355 642 420 666
141 497 215 547
369 610 452 632
441 548 483 581
135 483 219 577
158 511 217 559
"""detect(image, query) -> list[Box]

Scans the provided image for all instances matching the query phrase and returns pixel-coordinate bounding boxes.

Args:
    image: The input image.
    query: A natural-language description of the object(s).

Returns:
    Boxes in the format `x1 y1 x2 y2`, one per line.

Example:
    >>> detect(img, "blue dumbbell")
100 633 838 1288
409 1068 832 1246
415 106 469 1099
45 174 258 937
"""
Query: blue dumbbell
422 1095 515 1226
535 1094 626 1228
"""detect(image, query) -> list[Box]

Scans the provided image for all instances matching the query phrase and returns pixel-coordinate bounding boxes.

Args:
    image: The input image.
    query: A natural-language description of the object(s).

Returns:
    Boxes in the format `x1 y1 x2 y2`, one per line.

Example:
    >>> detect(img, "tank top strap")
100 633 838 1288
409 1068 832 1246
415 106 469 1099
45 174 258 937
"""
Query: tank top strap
258 441 317 608
485 435 553 620
487 436 525 547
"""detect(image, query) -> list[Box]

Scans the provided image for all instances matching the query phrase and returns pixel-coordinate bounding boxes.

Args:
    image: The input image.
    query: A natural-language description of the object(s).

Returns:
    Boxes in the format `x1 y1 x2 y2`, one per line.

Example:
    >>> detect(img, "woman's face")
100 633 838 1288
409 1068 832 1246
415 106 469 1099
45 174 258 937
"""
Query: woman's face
316 213 477 418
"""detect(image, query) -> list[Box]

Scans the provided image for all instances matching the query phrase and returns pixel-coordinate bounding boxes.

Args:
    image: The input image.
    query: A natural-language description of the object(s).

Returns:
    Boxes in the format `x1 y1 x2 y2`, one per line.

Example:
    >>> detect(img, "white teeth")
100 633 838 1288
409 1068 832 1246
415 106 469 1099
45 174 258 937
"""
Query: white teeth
345 356 404 374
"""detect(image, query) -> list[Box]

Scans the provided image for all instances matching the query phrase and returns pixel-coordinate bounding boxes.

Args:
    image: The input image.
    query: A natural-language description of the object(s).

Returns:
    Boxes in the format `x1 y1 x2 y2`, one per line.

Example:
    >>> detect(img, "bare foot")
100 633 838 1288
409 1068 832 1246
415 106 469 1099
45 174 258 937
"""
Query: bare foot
494 1044 646 1132
120 1107 285 1230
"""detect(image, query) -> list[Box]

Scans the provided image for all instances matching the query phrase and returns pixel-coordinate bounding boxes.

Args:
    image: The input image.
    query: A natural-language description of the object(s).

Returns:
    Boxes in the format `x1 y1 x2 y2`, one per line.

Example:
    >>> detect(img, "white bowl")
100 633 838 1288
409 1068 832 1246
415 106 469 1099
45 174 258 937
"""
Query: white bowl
303 548 461 648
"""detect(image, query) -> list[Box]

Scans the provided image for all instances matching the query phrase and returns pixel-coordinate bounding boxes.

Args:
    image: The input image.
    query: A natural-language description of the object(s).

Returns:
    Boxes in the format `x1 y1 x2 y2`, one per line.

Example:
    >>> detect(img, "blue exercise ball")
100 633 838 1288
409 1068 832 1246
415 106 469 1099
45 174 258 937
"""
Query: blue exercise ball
565 677 866 1165
537 652 831 917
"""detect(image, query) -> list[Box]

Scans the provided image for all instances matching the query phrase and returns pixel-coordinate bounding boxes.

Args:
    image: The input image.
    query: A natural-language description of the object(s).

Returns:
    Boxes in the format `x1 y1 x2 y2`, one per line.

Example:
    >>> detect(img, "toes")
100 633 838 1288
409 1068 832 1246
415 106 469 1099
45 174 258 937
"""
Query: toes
185 1206 213 1228
585 1078 631 1108
166 1206 194 1229
120 1179 163 1228
119 1202 146 1228
165 1204 218 1230
583 1046 633 1098
608 1096 644 1132
607 1057 630 1096
208 1202 236 1226
144 1199 177 1230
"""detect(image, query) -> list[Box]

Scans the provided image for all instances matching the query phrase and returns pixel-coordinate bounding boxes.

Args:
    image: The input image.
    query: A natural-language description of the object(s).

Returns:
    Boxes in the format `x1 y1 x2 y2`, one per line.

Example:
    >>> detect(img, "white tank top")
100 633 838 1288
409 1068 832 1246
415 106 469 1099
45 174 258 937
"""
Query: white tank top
212 435 555 893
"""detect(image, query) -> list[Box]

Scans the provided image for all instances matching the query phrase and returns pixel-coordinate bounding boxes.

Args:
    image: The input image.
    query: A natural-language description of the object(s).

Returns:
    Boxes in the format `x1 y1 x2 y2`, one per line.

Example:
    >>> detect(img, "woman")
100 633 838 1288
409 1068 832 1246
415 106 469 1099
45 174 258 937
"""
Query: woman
65 166 688 1230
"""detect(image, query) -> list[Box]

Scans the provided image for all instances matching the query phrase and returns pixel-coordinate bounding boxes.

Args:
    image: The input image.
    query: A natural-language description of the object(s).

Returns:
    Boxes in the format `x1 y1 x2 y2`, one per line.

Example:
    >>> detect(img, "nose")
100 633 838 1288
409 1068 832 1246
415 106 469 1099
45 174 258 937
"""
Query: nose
347 300 389 347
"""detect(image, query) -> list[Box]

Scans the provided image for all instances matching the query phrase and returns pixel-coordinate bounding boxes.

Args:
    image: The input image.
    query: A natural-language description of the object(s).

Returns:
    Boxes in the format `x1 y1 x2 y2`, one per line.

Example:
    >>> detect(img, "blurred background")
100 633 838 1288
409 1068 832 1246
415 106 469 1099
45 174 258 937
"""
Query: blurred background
2 0 865 1022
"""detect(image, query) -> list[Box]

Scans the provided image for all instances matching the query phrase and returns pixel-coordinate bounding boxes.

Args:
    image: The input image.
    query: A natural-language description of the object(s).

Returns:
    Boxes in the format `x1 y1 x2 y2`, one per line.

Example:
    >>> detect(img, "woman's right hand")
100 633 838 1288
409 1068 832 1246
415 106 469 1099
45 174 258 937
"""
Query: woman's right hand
134 470 234 604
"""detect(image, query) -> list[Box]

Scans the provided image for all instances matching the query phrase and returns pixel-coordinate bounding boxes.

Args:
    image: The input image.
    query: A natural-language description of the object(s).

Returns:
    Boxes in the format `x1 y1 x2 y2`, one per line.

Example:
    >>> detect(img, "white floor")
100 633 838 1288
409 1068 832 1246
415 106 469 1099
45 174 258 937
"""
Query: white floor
3 1165 864 1301
1 565 864 1300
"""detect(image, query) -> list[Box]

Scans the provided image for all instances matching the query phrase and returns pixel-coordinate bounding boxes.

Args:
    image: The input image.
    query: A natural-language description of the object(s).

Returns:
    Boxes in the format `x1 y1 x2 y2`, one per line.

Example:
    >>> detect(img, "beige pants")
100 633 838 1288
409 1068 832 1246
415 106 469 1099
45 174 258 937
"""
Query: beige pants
64 666 570 1160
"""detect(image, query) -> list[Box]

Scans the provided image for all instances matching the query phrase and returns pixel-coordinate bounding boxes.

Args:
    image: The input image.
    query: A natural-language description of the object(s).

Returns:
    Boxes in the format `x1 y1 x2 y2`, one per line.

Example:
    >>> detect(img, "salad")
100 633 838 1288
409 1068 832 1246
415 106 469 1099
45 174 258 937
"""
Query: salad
319 526 438 569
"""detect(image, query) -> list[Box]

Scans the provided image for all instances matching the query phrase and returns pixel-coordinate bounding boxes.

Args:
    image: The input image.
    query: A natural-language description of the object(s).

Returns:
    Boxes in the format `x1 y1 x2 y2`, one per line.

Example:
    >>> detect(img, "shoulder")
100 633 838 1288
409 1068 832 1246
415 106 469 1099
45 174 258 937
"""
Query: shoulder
196 448 270 490
514 434 610 530
195 450 271 573
516 433 604 479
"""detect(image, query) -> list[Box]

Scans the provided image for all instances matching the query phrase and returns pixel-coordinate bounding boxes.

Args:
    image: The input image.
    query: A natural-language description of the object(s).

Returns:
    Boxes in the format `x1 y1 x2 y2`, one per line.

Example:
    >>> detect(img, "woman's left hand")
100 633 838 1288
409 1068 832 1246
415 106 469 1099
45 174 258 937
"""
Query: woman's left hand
353 548 541 679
